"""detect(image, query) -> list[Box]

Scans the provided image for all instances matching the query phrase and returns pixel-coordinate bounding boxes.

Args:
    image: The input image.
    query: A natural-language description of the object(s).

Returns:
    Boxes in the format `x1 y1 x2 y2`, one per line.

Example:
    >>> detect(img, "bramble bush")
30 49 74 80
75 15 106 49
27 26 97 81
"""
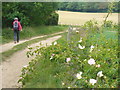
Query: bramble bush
80 19 100 34
18 20 118 88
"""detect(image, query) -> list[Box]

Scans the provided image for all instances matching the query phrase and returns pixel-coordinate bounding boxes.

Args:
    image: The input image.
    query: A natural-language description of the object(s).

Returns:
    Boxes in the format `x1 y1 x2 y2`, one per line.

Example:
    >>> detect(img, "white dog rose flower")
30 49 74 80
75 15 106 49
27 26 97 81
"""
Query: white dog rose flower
88 58 96 65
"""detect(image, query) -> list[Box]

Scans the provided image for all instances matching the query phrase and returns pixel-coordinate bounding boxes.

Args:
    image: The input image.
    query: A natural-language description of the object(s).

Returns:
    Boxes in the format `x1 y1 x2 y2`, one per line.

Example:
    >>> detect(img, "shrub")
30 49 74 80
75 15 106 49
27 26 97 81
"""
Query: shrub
18 27 118 88
45 12 59 25
18 20 118 88
81 20 100 34
103 20 113 28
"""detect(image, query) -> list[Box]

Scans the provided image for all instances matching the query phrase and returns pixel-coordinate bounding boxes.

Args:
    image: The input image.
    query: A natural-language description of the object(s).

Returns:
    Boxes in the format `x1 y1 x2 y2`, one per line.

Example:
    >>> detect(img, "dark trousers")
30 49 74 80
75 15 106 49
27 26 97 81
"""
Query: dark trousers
14 30 19 42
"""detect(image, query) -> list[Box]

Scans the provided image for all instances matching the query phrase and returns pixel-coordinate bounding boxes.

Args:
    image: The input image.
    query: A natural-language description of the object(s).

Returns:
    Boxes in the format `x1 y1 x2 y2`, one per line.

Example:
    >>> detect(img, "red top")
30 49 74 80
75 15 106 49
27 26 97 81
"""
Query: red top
13 20 22 31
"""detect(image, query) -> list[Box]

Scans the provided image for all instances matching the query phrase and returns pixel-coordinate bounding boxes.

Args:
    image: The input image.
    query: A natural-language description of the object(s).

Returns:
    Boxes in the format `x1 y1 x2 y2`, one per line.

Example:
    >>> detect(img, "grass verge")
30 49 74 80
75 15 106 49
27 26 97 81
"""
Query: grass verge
21 27 118 88
1 26 68 62
1 25 67 44
22 32 68 88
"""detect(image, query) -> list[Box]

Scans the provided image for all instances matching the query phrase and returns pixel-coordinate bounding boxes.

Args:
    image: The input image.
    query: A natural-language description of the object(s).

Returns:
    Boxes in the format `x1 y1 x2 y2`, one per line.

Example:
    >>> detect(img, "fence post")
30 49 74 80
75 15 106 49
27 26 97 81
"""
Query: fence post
67 25 73 42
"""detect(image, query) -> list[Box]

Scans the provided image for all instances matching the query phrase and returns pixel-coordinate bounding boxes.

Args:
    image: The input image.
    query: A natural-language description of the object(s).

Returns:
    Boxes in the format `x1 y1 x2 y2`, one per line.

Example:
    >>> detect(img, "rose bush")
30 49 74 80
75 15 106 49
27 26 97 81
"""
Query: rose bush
18 20 118 88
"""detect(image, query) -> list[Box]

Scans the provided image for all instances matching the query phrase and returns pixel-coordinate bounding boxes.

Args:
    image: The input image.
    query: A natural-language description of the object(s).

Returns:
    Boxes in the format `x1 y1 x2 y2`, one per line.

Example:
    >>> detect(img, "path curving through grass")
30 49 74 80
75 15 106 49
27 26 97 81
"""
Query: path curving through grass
1 35 62 88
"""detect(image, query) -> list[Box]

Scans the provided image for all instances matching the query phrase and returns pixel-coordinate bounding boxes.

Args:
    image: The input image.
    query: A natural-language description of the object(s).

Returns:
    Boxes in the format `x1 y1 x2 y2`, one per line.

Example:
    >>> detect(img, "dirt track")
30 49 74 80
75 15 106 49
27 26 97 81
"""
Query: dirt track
1 35 62 88
0 31 66 53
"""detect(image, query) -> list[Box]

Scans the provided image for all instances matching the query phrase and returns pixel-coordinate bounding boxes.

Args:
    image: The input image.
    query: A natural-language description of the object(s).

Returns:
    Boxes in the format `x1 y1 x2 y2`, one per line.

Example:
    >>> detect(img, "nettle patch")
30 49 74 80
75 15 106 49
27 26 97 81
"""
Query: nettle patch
18 21 118 88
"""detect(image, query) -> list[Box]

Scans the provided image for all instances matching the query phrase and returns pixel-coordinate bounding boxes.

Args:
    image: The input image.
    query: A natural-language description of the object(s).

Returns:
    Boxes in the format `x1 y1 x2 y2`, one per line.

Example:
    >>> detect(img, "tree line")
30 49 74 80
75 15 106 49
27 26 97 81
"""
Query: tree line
58 2 119 13
2 2 119 28
2 2 59 28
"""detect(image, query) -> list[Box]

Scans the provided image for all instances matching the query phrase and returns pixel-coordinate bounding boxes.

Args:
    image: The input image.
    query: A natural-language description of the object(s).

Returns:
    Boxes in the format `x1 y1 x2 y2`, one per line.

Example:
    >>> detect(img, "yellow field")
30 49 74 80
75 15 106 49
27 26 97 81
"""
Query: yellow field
56 11 118 25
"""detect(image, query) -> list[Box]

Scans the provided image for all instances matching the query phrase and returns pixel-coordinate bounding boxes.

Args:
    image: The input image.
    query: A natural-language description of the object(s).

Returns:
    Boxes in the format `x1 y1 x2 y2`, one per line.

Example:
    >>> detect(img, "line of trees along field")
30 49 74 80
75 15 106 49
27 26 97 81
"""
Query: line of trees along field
2 2 59 28
58 2 119 13
2 2 119 28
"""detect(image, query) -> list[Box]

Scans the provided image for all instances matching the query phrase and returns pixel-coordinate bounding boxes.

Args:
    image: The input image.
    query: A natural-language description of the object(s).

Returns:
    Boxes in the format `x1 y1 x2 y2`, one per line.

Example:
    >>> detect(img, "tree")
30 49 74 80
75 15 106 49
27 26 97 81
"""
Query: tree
2 2 59 27
58 2 118 13
104 2 115 27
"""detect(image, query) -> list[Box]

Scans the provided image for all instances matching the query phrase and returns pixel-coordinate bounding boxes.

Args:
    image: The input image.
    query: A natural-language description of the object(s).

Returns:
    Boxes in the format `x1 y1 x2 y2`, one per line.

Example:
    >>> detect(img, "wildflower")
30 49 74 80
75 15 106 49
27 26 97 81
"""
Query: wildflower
107 49 110 51
73 28 76 30
97 71 103 77
50 43 52 46
50 56 53 60
96 64 100 67
76 30 79 33
76 72 82 79
66 58 71 63
27 46 30 48
50 54 55 60
78 38 82 43
54 41 57 45
90 45 95 52
88 58 95 65
84 59 87 61
52 54 55 56
68 87 71 88
23 65 28 68
78 44 85 49
62 82 65 85
111 86 114 88
91 45 95 48
89 79 97 85
19 77 22 79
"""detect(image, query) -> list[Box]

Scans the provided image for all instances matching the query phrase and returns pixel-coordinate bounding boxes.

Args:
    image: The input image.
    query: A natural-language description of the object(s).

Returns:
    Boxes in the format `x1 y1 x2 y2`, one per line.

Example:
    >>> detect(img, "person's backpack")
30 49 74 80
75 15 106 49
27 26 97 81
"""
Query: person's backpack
13 21 19 30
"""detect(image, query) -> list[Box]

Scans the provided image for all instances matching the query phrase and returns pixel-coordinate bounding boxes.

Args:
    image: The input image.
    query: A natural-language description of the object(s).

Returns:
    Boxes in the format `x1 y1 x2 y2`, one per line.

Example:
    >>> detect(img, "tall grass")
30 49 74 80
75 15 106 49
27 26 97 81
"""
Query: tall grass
1 25 67 44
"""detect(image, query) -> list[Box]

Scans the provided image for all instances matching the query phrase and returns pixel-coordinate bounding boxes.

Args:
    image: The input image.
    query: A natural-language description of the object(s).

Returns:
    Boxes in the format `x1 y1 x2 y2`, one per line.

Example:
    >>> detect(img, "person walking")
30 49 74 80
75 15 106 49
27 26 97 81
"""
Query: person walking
12 17 22 44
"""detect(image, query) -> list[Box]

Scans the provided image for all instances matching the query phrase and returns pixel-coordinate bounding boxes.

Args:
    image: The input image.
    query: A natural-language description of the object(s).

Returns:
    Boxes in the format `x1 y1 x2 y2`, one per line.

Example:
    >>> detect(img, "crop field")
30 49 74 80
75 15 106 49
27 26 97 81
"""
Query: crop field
56 11 118 25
